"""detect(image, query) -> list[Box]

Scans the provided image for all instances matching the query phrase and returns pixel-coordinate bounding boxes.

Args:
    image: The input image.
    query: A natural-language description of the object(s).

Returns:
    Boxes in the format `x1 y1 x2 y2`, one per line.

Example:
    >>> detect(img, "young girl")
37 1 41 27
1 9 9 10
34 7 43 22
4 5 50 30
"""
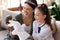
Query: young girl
32 4 54 40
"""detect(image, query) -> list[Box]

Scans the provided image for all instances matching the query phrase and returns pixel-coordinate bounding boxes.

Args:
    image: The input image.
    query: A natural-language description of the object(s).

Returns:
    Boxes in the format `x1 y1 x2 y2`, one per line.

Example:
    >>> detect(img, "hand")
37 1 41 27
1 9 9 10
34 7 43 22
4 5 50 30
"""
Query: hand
28 35 34 40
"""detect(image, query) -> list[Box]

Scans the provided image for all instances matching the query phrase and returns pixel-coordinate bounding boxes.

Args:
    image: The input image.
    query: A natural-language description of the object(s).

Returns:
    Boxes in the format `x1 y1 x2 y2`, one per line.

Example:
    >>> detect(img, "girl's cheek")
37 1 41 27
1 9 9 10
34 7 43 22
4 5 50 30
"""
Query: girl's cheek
34 15 37 20
34 16 39 20
34 16 36 19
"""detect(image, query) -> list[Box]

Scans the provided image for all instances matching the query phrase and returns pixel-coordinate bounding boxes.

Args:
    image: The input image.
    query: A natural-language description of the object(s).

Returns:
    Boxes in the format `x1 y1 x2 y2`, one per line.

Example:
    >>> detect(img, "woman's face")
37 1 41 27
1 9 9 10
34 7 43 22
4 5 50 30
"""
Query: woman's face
22 4 33 17
22 4 34 25
34 9 46 22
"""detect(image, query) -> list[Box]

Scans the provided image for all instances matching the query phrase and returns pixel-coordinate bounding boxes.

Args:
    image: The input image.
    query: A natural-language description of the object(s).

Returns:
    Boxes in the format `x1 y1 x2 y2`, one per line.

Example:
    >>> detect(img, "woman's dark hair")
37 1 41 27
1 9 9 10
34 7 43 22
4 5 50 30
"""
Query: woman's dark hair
35 4 52 30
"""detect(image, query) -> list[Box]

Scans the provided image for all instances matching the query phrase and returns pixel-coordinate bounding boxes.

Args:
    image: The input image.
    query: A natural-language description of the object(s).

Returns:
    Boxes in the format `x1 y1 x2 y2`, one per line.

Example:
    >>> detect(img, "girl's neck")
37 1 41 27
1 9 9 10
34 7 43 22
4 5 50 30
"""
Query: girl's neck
36 20 45 24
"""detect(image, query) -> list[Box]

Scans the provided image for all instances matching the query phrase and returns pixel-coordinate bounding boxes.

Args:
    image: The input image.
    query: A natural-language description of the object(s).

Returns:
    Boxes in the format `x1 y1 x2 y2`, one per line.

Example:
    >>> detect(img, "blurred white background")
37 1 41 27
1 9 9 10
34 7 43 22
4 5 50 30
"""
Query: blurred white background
0 0 60 18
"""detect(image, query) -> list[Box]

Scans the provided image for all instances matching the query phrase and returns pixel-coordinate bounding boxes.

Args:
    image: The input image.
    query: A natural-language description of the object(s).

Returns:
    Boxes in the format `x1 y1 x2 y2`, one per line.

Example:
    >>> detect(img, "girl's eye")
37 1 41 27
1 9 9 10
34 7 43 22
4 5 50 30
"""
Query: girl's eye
35 14 39 16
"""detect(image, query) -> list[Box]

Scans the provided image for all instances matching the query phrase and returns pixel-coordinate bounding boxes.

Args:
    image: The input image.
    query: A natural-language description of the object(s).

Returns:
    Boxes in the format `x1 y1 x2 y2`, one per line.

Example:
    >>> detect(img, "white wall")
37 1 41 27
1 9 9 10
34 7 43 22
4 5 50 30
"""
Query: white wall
37 0 55 6
0 0 60 19
55 0 60 7
0 0 2 19
0 0 8 19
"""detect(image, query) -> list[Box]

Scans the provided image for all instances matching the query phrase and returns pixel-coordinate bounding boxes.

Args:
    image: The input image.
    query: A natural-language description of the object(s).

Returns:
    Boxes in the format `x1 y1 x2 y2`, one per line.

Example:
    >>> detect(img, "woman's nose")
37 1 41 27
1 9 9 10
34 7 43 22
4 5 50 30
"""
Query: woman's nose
22 10 28 15
22 9 27 13
23 8 27 11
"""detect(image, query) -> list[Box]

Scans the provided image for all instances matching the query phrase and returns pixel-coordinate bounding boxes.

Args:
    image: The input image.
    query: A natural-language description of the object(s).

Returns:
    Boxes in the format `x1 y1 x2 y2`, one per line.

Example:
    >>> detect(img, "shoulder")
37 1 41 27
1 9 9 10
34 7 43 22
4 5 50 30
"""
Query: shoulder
42 24 51 30
33 21 38 28
33 21 35 23
15 13 22 18
15 13 23 24
44 24 50 28
33 20 37 24
33 21 37 25
40 24 52 34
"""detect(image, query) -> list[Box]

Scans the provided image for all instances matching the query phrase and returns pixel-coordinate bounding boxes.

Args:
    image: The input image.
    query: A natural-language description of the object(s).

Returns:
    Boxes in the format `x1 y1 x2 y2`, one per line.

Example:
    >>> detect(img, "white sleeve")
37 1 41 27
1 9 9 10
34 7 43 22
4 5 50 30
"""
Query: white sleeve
37 25 52 40
32 21 38 40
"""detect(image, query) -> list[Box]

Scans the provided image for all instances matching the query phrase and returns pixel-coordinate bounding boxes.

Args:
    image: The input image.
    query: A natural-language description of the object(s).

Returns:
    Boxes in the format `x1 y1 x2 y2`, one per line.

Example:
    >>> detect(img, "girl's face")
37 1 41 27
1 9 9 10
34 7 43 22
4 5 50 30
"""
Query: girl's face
34 9 46 22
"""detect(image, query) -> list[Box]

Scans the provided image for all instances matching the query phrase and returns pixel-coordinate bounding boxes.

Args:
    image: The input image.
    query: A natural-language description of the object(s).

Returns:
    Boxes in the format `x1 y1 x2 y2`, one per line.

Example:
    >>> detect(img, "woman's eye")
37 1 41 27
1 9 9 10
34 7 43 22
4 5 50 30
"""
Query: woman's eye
23 7 25 9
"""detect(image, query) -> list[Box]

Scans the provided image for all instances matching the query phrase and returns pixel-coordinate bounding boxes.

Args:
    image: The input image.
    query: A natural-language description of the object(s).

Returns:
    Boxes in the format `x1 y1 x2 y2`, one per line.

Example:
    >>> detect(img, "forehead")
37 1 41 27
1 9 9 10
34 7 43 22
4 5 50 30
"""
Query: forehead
23 3 33 9
35 9 41 13
35 8 43 15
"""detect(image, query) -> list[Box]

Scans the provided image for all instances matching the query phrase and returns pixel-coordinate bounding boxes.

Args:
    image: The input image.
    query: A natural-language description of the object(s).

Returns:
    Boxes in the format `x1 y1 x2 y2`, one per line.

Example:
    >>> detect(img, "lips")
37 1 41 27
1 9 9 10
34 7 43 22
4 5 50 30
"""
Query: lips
25 12 28 15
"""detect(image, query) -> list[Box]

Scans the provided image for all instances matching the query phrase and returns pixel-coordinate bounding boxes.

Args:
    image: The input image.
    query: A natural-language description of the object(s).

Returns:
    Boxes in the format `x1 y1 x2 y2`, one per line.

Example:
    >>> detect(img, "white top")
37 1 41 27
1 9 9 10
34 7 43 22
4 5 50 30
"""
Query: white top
21 24 31 34
32 21 54 40
21 24 31 40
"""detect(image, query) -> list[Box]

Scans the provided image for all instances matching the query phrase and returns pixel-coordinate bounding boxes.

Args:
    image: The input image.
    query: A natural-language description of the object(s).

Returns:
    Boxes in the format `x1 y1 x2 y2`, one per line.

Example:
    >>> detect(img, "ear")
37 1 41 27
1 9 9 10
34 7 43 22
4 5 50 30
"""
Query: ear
44 15 46 19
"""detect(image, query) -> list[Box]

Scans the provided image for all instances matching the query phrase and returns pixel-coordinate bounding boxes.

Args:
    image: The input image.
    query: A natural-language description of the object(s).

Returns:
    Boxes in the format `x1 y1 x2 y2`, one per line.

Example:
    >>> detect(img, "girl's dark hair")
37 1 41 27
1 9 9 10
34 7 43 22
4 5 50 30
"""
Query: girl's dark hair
35 4 52 30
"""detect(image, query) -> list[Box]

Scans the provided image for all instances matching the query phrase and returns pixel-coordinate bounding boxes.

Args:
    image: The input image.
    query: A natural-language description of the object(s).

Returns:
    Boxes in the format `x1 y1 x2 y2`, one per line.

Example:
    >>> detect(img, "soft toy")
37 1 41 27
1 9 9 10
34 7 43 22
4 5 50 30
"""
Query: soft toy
8 20 30 40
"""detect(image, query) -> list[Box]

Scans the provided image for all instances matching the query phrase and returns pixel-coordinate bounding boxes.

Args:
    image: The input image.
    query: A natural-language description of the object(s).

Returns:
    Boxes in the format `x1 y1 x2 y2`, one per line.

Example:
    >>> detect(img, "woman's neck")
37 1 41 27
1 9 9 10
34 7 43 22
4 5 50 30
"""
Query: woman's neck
22 14 33 26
